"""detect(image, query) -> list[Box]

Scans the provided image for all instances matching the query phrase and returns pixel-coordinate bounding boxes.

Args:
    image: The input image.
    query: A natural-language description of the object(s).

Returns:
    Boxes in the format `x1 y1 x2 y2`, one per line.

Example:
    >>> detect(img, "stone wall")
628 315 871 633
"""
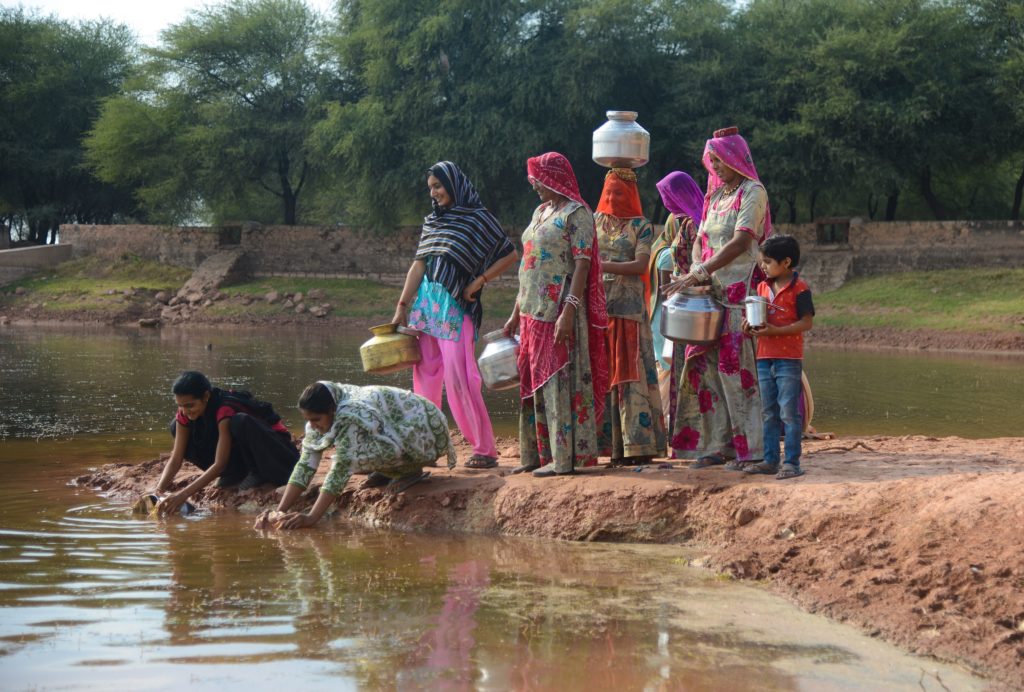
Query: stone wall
58 219 1024 293
0 244 74 286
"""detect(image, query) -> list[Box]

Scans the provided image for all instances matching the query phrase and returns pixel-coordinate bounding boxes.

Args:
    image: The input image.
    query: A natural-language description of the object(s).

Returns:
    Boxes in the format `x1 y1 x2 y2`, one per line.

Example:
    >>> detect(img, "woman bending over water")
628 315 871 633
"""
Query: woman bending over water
255 382 456 530
156 371 300 515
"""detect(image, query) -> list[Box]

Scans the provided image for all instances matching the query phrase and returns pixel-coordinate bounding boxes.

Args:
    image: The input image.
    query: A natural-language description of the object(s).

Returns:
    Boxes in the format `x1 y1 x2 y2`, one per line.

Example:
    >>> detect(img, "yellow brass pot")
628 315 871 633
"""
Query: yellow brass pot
359 322 421 374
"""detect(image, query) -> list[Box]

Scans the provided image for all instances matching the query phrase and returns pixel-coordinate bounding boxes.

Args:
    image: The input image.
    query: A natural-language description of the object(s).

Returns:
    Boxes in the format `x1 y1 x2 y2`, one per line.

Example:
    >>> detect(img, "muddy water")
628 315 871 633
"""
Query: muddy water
0 325 1007 688
0 439 984 690
1 324 1022 440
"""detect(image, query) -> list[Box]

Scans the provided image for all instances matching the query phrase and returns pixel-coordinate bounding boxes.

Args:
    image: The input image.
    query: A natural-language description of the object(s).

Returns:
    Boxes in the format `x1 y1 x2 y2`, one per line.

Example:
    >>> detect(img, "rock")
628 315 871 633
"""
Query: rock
0 316 10 325
105 289 116 295
213 291 227 301
265 290 281 304
185 291 204 304
293 292 304 304
282 299 295 309
734 507 759 527
320 303 332 312
138 318 160 328
777 527 797 540
169 296 181 306
123 288 136 296
241 297 253 306
154 291 169 304
14 286 26 295
502 445 520 458
307 288 325 301
29 303 40 310
294 302 307 314
202 299 213 308
309 305 326 318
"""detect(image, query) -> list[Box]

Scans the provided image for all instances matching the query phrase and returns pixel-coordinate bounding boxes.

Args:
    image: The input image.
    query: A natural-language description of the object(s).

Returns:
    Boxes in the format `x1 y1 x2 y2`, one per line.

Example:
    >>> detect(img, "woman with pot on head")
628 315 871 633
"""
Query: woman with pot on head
665 127 770 469
652 171 704 421
255 382 456 530
156 371 300 515
593 167 666 466
503 152 610 477
392 162 518 470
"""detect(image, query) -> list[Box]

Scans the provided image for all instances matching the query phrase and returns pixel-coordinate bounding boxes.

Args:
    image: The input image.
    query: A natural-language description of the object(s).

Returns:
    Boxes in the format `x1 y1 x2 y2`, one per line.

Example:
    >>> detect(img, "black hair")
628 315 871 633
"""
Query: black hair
760 234 801 268
298 382 336 414
172 371 212 398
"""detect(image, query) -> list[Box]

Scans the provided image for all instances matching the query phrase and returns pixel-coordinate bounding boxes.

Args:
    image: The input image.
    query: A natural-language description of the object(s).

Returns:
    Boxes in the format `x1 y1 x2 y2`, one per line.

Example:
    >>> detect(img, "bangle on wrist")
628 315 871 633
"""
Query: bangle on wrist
398 299 408 307
480 274 488 284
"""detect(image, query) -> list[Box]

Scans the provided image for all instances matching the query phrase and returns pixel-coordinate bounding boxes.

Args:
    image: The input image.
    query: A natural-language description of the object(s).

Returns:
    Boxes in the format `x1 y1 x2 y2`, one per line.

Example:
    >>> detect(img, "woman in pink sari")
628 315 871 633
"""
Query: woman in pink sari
504 152 610 477
667 127 770 469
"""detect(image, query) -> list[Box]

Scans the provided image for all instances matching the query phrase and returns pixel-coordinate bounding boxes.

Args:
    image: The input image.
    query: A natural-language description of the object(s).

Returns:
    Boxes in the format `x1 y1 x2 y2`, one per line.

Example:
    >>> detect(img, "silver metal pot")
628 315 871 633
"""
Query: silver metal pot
744 296 769 328
478 329 520 391
660 287 725 345
592 110 650 168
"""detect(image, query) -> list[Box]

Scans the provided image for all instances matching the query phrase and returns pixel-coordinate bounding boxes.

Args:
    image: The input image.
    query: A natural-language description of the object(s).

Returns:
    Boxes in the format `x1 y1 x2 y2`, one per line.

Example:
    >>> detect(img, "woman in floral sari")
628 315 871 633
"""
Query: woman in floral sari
651 171 704 415
667 127 770 469
256 381 456 530
594 167 665 465
393 162 518 469
504 152 609 477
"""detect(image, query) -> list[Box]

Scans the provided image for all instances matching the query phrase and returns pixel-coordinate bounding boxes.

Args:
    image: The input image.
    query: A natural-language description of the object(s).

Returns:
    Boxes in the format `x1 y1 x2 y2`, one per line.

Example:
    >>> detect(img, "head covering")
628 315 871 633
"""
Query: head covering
656 171 704 226
596 168 643 219
415 161 515 332
526 152 589 210
701 126 772 242
524 152 609 425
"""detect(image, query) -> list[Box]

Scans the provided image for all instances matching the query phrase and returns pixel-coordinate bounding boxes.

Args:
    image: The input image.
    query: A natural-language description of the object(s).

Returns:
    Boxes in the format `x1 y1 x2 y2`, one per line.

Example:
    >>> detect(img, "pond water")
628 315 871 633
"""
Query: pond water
0 324 1010 689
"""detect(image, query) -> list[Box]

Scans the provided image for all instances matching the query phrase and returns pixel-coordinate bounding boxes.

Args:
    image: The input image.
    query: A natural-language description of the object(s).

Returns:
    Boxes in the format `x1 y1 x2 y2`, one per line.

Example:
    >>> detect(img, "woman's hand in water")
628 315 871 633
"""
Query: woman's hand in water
277 512 318 530
157 492 188 516
253 510 281 531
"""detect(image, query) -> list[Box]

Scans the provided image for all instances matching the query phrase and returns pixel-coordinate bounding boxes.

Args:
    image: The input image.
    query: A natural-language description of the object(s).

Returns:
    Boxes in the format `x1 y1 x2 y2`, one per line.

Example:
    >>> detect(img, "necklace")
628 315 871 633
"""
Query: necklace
720 180 741 196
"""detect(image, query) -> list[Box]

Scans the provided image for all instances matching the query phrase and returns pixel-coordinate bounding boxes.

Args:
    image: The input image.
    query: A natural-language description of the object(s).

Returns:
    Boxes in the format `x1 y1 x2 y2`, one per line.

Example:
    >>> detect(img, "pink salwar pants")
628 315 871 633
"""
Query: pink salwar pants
413 315 498 458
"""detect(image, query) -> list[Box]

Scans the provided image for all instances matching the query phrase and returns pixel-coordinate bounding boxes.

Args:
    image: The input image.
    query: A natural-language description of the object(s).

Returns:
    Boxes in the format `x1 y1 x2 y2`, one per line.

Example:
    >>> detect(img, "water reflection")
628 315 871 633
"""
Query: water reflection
1 324 1022 441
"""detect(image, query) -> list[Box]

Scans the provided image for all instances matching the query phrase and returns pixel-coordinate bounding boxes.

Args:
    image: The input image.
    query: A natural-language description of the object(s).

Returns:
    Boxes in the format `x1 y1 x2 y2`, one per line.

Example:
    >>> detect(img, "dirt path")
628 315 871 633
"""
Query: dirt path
76 434 1024 688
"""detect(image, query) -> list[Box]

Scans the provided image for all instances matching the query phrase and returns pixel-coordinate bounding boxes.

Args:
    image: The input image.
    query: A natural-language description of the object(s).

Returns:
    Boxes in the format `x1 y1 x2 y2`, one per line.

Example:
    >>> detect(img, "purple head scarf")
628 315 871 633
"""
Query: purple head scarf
656 171 704 229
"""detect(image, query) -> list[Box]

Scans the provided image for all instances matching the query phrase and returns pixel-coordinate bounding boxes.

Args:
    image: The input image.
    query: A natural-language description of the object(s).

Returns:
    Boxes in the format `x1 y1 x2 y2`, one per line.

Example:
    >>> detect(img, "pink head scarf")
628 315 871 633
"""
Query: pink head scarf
701 126 772 242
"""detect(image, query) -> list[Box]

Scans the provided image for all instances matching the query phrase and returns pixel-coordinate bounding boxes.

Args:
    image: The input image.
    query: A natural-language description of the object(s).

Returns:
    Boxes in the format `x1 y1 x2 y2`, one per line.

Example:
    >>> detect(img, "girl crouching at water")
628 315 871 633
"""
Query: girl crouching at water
255 382 456 531
156 371 300 515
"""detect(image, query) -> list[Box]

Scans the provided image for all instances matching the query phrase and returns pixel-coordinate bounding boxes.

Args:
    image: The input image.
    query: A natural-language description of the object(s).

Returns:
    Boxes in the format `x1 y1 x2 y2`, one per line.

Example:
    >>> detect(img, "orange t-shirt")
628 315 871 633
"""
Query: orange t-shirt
755 274 814 360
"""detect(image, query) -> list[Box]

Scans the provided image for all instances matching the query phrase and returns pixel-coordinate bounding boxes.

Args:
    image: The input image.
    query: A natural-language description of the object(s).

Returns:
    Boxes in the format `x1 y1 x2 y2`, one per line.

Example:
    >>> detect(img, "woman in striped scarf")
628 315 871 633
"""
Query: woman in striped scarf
392 162 519 469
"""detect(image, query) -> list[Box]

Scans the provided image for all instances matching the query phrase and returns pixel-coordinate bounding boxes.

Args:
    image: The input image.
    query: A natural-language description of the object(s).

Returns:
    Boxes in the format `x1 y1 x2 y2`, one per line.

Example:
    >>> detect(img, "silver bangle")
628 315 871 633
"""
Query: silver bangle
563 294 581 308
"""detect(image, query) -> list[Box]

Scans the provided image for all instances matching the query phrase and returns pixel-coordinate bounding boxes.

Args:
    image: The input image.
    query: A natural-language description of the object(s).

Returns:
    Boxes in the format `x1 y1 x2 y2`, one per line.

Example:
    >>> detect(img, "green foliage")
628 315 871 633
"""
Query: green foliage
85 0 344 225
0 8 137 243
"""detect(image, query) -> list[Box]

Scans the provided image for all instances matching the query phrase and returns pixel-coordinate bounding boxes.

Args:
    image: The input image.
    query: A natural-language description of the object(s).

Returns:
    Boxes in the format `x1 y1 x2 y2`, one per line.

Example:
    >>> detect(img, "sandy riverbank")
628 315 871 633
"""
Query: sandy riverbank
75 434 1024 688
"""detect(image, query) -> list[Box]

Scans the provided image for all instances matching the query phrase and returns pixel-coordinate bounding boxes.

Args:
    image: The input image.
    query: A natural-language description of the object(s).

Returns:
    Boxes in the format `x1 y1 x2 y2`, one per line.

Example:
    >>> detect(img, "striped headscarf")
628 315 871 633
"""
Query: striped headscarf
415 161 515 331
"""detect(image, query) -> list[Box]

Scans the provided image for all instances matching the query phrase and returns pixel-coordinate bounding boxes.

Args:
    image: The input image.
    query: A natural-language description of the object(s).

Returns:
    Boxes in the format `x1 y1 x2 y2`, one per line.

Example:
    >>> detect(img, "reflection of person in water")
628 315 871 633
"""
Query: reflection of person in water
256 382 456 530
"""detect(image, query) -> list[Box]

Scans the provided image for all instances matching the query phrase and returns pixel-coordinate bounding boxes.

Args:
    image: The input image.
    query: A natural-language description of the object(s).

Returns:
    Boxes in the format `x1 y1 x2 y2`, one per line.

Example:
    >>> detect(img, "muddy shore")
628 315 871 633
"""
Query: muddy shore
75 434 1024 688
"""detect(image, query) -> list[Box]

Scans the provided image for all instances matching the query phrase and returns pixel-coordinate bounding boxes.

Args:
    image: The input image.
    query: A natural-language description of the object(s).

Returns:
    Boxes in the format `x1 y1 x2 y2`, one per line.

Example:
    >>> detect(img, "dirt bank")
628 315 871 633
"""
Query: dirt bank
809 325 1024 355
75 434 1024 688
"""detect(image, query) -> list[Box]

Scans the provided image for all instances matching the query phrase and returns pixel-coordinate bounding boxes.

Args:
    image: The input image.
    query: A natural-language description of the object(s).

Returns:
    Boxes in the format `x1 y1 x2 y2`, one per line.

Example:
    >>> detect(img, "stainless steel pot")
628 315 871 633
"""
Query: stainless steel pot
660 287 725 345
477 329 520 391
744 296 769 328
592 110 650 168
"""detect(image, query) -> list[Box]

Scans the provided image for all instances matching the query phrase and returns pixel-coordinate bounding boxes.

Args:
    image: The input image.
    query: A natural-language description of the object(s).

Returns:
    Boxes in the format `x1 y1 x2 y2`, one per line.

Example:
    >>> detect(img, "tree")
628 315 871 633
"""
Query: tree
86 0 341 225
0 9 136 244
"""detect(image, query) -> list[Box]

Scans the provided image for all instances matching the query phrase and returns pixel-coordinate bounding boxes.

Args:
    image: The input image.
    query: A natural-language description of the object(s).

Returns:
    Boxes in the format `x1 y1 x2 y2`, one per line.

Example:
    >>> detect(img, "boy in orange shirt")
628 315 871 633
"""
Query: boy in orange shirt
742 235 814 479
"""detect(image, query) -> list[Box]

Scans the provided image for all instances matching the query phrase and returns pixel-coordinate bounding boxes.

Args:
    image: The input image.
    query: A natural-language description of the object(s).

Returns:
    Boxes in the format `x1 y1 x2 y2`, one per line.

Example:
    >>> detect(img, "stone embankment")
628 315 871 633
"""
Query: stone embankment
77 434 1024 689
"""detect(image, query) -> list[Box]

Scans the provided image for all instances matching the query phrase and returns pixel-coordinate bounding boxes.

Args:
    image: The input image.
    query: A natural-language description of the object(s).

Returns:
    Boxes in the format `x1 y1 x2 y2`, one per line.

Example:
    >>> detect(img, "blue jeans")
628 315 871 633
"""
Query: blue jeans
757 359 803 468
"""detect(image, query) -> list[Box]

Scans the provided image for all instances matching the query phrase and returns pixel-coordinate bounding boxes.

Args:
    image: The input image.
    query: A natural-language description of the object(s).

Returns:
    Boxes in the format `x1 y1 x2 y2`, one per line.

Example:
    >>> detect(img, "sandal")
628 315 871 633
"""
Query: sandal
511 464 540 474
465 455 499 469
362 471 391 488
387 471 431 494
743 461 779 475
776 464 805 480
689 454 727 469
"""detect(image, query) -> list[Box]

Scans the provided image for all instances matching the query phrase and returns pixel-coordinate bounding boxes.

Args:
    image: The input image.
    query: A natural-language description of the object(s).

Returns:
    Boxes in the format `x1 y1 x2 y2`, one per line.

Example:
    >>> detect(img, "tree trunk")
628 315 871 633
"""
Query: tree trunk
786 195 796 223
867 192 878 220
809 190 819 221
1013 160 1024 221
885 190 899 221
919 165 947 220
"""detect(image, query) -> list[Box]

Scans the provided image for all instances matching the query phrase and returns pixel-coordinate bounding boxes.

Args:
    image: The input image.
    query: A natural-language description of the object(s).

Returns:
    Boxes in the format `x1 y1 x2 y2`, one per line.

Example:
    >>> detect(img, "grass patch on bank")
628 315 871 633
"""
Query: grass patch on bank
0 256 190 315
816 268 1024 333
207 277 520 322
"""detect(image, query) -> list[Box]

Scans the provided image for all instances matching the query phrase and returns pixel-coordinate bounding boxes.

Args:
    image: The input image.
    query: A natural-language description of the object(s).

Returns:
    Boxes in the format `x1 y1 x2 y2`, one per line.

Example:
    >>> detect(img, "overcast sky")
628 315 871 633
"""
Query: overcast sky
9 0 337 45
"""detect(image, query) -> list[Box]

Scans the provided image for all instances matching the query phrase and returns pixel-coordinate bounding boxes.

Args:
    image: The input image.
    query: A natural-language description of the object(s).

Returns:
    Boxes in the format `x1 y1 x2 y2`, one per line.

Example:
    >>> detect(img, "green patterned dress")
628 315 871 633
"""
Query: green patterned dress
287 383 456 495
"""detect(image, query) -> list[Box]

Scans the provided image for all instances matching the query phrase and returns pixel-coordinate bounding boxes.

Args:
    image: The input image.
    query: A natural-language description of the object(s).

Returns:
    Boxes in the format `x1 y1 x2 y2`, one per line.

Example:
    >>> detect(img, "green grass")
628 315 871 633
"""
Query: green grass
815 268 1024 333
0 256 190 315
